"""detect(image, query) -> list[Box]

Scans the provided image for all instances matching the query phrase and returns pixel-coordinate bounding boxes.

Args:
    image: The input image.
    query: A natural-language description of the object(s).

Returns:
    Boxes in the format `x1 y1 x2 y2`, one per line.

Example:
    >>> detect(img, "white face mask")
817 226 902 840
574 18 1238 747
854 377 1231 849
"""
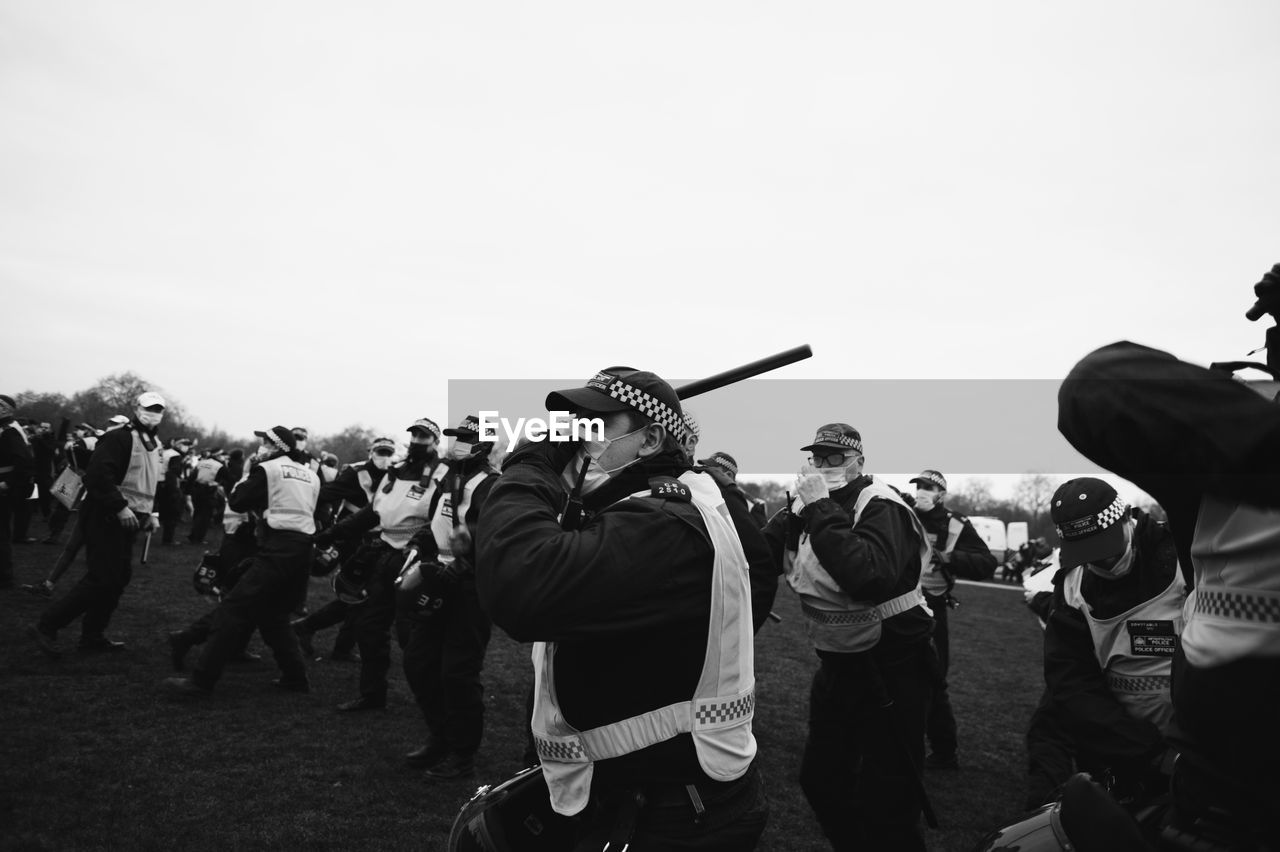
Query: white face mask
137 410 163 428
371 454 392 470
255 444 274 460
560 427 646 495
294 439 308 452
915 490 940 512
449 440 474 460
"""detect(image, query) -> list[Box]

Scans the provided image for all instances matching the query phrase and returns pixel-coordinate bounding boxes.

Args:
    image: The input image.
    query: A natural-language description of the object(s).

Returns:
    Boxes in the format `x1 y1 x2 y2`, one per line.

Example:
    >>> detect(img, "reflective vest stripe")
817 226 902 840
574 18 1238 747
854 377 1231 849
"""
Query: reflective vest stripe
1183 496 1280 666
800 587 923 625
1107 674 1171 693
1195 589 1280 623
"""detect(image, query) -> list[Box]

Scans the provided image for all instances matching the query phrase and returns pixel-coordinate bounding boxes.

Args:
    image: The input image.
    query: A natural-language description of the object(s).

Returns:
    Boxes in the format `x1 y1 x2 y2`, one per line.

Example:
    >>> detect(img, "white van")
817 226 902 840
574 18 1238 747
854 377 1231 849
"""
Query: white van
966 516 1008 564
1006 521 1029 553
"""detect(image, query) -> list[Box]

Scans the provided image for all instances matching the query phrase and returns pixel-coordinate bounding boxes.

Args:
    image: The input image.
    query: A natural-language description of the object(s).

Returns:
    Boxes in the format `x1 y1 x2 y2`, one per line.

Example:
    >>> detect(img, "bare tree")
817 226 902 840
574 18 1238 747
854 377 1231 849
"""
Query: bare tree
1013 473 1061 538
951 477 996 513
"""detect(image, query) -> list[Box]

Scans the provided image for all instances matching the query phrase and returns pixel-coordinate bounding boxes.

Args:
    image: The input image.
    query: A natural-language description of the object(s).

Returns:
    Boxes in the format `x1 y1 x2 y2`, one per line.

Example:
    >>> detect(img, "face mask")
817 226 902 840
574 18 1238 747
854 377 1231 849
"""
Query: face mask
407 442 434 462
915 490 939 512
294 439 308 452
137 410 163 428
560 427 646 495
1086 522 1136 580
371 454 392 470
449 441 474 460
255 444 273 460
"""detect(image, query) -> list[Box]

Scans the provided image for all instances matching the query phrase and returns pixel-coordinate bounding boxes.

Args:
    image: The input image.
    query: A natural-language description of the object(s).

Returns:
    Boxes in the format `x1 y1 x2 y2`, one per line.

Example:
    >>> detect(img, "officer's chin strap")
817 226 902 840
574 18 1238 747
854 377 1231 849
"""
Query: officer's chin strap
561 456 590 532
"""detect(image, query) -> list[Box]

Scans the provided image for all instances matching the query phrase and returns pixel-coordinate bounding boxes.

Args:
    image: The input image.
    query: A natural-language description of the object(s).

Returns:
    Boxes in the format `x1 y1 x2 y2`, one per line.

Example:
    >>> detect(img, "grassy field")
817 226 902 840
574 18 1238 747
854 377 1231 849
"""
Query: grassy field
1 519 1045 852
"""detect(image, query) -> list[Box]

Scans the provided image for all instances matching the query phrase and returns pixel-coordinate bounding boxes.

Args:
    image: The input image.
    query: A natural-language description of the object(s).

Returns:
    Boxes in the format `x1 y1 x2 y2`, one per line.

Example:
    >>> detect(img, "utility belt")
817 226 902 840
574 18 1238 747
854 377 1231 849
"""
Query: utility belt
584 767 760 847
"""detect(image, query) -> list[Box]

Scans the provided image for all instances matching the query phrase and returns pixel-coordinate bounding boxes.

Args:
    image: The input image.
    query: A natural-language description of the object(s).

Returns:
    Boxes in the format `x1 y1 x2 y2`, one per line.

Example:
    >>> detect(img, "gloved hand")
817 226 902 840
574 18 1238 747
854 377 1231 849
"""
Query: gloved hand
1248 262 1280 321
313 529 336 550
437 555 472 585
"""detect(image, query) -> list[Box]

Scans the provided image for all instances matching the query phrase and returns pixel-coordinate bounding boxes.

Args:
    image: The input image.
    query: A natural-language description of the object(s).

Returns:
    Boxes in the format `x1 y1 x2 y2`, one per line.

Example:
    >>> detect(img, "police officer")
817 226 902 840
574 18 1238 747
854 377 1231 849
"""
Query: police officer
763 423 934 851
399 415 498 780
162 425 320 697
0 393 35 590
478 367 772 849
1036 478 1184 806
908 469 996 771
316 419 446 712
25 424 98 596
156 437 191 546
30 392 165 655
187 448 224 545
1058 310 1280 846
293 436 397 660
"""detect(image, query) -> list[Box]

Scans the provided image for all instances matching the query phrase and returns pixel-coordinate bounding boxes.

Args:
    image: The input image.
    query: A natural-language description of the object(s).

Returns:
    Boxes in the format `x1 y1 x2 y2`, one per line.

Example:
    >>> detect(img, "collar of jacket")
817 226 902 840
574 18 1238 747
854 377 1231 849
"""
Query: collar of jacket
581 445 691 511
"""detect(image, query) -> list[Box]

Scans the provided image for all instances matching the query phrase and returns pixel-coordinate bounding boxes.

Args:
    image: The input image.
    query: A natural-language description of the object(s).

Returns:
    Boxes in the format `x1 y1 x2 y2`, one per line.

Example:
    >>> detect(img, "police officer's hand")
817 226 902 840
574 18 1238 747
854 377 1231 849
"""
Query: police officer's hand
116 507 139 531
448 525 472 556
795 469 830 506
141 513 158 533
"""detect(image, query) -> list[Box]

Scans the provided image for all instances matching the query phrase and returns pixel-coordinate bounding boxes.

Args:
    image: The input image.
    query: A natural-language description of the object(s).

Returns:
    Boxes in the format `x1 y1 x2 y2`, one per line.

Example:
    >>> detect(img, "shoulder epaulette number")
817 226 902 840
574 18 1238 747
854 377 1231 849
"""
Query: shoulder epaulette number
648 476 691 502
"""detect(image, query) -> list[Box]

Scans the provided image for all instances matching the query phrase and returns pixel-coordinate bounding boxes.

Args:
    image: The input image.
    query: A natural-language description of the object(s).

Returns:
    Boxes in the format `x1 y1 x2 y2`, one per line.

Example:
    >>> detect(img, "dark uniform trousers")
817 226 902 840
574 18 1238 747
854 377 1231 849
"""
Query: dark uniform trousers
923 589 958 759
397 578 492 755
174 524 259 650
188 484 217 544
0 496 15 586
39 504 139 639
800 643 933 852
191 529 311 690
156 480 183 544
350 544 404 703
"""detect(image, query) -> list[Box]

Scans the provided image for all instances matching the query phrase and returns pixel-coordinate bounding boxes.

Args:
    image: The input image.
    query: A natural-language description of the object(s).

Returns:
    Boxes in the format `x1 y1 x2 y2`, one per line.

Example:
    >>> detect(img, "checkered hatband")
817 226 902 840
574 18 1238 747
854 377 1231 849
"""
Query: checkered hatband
607 379 686 440
1096 494 1128 528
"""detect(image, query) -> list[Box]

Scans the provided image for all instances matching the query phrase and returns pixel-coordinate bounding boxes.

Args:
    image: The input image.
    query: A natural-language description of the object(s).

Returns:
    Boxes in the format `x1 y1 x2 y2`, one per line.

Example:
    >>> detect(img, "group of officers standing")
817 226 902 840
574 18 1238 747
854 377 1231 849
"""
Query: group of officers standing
6 260 1280 851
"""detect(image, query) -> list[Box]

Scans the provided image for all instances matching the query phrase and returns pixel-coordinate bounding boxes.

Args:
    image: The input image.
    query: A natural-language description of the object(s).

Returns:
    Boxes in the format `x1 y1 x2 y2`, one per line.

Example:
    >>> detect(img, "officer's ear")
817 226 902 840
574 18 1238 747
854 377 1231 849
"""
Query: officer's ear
636 422 667 458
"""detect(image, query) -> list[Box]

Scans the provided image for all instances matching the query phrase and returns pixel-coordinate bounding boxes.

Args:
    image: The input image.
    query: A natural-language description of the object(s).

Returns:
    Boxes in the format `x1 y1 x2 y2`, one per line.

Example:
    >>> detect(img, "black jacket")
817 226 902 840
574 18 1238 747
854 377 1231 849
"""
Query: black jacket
477 444 774 789
914 504 997 584
83 421 158 514
762 474 933 654
0 421 35 499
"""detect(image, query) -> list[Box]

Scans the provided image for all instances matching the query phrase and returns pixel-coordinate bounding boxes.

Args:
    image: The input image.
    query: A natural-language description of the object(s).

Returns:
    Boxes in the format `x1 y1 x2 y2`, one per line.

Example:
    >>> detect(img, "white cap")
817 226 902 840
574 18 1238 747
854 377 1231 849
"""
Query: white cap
108 414 131 425
136 391 166 409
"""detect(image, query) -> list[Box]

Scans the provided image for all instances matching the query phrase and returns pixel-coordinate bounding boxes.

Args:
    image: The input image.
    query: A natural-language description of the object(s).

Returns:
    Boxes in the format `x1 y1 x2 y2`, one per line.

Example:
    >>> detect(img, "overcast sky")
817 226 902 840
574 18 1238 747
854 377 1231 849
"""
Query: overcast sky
3 1 1279 495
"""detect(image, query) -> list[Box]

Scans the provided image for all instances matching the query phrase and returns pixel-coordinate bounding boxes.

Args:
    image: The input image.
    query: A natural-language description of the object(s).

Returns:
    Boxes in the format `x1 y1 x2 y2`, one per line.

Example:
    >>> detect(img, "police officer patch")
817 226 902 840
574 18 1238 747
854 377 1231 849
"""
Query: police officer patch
648 476 691 502
1127 620 1176 656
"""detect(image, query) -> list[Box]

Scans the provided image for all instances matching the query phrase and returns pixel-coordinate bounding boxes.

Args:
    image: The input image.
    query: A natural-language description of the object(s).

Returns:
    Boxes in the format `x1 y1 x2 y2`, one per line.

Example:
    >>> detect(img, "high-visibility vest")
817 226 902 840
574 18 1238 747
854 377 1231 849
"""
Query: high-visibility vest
919 513 966 596
119 428 162 513
1063 559 1185 731
339 466 377 518
784 476 932 653
373 463 446 550
194 458 222 486
260 456 320 534
428 469 489 564
1181 495 1280 667
531 470 756 817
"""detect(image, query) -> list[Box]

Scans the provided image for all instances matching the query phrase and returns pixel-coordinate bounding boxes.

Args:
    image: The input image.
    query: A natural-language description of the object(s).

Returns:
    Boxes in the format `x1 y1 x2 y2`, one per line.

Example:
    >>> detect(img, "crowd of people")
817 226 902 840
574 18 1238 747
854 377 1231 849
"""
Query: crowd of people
2 261 1278 851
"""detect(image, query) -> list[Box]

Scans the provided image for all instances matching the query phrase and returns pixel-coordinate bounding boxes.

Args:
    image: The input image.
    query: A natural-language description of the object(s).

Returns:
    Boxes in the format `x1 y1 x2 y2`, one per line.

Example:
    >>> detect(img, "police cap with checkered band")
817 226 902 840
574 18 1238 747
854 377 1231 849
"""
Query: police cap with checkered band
545 366 686 440
801 423 863 455
1051 477 1131 571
